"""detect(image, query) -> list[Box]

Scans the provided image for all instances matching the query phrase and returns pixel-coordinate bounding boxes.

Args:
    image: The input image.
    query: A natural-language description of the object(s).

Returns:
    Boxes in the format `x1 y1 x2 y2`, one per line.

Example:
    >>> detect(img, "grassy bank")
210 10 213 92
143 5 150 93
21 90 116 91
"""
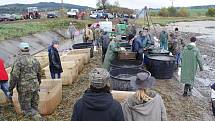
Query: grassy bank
134 16 215 26
0 18 95 41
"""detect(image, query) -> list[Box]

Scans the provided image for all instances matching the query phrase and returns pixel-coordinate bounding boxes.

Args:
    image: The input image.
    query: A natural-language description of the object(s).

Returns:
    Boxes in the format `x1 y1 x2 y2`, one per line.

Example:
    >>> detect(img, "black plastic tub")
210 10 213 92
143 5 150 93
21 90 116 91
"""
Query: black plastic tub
148 49 170 56
146 55 175 79
110 59 143 69
72 43 94 58
110 68 150 91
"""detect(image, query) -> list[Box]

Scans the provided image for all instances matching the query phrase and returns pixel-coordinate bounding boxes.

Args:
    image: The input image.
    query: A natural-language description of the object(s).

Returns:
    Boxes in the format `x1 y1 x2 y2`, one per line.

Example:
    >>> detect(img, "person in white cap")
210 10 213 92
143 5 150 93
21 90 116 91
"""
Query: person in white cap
9 42 44 120
122 73 167 121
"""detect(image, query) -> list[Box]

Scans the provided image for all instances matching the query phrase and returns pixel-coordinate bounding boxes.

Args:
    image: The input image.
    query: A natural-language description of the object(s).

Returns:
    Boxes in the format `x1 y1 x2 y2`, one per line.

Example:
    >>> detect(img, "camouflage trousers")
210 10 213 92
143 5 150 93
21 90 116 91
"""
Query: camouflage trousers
18 90 40 117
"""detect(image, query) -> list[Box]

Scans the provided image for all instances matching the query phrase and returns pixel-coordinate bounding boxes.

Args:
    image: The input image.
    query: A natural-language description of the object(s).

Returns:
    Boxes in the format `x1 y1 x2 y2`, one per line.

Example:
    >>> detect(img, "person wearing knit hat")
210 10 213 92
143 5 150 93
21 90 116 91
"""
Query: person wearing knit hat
121 72 167 121
48 38 63 79
72 68 125 121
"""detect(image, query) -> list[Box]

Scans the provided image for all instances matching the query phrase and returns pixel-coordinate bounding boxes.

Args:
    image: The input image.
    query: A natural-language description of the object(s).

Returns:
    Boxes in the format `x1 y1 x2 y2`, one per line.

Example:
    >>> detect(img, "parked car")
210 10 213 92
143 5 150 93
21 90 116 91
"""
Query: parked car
47 12 58 18
107 13 114 19
0 14 16 21
90 13 98 19
90 13 114 19
67 9 79 18
123 14 129 18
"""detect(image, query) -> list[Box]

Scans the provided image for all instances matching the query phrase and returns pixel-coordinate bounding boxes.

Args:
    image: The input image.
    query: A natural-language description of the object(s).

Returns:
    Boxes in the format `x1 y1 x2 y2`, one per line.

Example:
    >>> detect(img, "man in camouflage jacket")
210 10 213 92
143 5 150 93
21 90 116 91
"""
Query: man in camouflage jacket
9 42 43 120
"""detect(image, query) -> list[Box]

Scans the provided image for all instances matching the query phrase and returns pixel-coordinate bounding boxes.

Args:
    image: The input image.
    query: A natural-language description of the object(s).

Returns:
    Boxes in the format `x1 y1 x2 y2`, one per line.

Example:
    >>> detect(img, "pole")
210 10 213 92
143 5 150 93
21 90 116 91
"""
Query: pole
61 0 64 17
171 0 174 7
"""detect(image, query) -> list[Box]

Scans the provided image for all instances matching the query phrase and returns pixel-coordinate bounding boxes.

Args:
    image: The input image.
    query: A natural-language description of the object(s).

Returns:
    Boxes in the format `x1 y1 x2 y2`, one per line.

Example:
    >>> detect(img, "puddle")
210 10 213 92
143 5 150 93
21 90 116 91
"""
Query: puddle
168 21 215 45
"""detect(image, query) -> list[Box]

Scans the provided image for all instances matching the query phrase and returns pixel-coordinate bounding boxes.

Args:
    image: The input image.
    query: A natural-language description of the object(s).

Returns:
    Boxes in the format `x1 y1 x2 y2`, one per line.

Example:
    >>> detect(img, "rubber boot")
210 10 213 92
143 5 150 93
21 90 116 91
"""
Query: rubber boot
187 84 192 96
183 84 189 96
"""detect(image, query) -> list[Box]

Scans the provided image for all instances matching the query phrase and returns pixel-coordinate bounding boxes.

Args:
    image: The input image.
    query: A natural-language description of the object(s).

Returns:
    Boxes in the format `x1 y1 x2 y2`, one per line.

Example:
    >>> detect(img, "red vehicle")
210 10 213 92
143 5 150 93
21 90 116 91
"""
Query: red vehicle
23 7 41 19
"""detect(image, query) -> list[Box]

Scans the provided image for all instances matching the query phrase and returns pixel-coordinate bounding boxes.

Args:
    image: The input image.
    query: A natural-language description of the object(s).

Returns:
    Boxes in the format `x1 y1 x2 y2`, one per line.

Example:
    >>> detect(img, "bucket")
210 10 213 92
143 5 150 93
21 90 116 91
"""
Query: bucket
110 59 142 69
110 68 150 91
12 79 62 115
146 55 175 79
72 43 94 58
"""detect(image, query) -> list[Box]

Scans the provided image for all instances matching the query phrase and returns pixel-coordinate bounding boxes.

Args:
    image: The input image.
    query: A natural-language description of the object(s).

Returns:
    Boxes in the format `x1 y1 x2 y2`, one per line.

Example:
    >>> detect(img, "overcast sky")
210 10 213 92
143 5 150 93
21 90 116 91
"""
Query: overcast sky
1 0 215 9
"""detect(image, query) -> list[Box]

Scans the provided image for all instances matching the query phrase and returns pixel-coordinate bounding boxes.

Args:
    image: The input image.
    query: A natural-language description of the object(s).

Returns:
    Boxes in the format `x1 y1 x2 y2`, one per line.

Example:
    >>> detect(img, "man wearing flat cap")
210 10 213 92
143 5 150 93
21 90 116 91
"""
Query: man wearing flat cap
9 42 44 120
48 39 63 79
72 68 125 121
122 72 167 121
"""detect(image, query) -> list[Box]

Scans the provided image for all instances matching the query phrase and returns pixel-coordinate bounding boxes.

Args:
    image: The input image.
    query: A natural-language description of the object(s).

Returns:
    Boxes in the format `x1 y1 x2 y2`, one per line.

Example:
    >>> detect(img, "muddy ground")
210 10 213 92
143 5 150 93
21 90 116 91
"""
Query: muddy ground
1 49 214 121
1 29 215 120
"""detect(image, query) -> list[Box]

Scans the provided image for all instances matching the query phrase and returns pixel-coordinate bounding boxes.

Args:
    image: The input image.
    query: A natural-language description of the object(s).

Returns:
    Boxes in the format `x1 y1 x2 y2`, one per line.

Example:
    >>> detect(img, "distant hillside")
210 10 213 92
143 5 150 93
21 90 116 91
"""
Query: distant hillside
189 5 215 9
0 2 93 14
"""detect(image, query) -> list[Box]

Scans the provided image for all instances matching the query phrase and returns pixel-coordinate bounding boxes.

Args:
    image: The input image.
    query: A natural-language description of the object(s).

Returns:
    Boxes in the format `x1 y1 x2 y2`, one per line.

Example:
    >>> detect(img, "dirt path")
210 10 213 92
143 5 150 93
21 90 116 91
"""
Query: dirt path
155 79 214 121
1 38 215 121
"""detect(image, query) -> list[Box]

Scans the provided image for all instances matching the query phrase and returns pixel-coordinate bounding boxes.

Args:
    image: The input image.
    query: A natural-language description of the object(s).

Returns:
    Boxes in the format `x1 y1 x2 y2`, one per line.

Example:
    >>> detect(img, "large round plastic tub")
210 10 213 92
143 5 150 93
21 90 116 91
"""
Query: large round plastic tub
110 59 142 69
146 55 175 79
72 43 94 58
148 49 170 56
110 68 150 91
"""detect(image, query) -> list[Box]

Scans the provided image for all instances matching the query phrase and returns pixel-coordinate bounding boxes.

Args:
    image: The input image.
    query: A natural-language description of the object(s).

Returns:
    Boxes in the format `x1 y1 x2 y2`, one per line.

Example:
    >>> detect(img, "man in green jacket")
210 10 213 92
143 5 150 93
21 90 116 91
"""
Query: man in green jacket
159 28 169 50
181 37 204 96
102 37 121 71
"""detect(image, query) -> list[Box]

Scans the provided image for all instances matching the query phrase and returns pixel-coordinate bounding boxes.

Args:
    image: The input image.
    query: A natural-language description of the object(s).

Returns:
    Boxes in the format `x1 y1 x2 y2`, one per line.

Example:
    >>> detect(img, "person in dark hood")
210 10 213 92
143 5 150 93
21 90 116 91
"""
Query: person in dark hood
48 39 63 79
122 73 167 121
71 68 125 121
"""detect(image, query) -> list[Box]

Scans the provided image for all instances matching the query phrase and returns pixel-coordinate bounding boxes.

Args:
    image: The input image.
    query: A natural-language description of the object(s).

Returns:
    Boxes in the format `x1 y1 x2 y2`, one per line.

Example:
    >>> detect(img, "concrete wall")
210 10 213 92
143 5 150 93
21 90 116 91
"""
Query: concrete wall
0 29 69 67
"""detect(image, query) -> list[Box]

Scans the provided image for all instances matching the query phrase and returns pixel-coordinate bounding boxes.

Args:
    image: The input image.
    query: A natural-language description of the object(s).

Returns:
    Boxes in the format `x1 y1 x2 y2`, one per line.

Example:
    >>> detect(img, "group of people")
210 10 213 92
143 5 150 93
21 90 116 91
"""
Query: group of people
0 21 206 121
72 68 167 121
158 27 204 96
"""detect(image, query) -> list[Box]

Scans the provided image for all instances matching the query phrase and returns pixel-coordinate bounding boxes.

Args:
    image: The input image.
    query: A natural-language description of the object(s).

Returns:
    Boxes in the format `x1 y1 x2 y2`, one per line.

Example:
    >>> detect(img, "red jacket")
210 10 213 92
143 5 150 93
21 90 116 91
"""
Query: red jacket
0 58 8 81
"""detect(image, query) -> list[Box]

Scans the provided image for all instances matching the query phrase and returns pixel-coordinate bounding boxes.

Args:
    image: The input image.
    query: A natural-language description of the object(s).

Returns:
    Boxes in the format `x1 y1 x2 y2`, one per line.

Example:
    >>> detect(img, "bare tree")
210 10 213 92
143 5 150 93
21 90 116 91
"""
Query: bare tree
96 0 108 9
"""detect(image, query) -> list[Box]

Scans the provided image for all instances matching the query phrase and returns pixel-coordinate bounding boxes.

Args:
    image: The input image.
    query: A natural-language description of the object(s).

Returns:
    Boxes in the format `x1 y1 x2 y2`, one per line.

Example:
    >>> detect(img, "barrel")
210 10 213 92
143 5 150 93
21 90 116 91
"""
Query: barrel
148 49 170 56
110 68 150 91
110 59 142 70
146 55 175 79
72 43 94 58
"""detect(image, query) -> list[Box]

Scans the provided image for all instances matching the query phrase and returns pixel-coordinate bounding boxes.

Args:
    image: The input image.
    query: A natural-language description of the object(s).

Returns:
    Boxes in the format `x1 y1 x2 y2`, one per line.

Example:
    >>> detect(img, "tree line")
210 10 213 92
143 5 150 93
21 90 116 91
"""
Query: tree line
156 7 215 17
